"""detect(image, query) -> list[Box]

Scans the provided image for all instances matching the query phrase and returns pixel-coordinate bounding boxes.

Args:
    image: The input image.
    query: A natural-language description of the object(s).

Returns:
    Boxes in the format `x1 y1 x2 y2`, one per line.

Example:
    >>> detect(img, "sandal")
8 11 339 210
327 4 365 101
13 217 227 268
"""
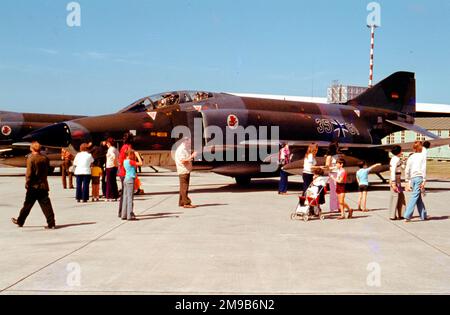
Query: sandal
348 209 354 219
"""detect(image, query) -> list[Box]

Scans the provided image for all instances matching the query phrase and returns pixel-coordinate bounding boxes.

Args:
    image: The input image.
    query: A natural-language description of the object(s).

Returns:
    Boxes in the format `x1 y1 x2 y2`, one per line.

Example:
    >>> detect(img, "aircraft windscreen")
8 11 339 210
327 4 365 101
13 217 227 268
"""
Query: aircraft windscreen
119 91 214 113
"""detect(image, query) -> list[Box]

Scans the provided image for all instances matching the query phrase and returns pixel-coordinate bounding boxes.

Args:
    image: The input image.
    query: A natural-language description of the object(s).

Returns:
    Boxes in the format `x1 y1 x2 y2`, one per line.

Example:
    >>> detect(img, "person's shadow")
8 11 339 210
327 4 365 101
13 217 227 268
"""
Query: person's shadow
54 222 97 230
427 216 449 221
135 212 182 221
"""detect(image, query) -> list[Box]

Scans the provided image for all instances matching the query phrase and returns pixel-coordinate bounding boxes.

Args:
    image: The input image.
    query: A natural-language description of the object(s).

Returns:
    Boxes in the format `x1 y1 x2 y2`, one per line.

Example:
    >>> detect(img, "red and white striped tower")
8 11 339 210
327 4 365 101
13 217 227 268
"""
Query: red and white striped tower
368 24 378 88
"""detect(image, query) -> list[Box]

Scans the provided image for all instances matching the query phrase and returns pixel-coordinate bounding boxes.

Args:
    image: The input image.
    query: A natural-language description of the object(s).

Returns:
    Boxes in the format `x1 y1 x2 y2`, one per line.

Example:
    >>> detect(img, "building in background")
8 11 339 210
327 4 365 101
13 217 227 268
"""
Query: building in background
327 82 368 104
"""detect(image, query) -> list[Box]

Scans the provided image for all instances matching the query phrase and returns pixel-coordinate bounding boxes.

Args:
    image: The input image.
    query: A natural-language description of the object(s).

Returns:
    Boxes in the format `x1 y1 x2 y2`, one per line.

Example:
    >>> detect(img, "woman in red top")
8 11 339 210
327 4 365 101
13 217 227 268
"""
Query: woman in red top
331 159 353 220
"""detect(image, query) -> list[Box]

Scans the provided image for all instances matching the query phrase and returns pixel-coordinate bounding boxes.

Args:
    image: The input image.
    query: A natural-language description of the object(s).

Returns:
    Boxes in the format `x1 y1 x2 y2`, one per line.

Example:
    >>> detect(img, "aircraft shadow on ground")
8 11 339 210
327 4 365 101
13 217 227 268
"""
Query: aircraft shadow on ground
354 185 450 194
138 179 393 196
0 174 26 177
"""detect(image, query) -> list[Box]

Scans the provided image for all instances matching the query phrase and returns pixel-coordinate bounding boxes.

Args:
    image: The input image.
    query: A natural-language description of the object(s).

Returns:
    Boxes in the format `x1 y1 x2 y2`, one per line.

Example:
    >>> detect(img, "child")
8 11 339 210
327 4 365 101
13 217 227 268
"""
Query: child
312 168 328 212
91 160 103 202
331 159 353 220
121 149 143 221
356 162 381 212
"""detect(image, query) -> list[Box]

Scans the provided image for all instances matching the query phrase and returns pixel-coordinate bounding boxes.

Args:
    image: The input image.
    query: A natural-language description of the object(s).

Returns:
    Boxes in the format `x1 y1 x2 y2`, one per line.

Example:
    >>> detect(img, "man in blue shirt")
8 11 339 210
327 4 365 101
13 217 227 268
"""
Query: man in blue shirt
356 162 381 212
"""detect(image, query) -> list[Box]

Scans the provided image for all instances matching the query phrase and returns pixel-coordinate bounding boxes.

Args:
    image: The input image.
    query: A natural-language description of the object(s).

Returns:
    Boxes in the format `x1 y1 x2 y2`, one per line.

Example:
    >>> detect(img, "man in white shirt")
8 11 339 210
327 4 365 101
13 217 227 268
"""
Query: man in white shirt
388 146 405 220
175 138 197 209
421 141 430 186
404 141 427 222
105 138 119 201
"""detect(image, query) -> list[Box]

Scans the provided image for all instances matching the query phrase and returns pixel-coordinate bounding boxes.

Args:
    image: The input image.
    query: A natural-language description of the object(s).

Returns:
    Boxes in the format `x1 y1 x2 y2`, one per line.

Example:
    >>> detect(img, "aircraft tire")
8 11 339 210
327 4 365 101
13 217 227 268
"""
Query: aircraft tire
235 176 252 186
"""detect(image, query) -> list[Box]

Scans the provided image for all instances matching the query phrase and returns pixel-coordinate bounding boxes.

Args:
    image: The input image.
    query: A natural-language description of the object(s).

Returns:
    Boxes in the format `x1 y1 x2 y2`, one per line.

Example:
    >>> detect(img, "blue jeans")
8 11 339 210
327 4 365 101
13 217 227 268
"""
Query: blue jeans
404 177 427 220
121 178 135 220
76 175 91 202
279 170 289 193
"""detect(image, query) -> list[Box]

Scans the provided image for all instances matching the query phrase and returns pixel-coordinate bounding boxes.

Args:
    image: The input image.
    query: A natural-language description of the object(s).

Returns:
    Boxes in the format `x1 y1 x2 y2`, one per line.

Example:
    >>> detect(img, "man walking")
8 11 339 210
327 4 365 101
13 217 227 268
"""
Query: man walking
11 142 56 229
61 148 74 189
404 141 428 222
175 138 197 209
389 146 406 220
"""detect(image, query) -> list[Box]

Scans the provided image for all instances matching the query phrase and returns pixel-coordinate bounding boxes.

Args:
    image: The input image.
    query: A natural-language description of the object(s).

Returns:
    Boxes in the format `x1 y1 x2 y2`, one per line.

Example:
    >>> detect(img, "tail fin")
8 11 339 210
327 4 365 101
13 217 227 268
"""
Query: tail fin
347 72 416 115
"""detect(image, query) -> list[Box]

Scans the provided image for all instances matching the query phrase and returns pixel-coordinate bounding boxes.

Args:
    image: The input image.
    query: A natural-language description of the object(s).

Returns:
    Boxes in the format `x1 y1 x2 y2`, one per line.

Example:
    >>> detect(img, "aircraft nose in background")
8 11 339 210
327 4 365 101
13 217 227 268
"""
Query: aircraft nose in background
23 123 72 147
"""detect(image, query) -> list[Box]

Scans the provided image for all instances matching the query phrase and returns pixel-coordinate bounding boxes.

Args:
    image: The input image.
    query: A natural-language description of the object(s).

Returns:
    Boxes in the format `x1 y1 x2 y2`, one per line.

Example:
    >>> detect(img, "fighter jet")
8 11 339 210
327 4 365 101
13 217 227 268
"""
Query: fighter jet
24 72 450 184
0 111 85 170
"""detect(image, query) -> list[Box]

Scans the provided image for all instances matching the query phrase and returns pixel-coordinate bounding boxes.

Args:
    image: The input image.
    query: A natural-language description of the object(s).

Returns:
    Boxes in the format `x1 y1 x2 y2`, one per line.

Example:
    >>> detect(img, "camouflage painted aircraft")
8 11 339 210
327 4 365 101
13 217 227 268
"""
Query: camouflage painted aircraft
0 111 85 170
23 72 450 184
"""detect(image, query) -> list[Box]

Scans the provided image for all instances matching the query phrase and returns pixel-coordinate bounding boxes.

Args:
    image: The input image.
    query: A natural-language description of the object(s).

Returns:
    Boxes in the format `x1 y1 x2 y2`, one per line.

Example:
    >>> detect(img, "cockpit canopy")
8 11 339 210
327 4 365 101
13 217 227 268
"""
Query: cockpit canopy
119 91 214 113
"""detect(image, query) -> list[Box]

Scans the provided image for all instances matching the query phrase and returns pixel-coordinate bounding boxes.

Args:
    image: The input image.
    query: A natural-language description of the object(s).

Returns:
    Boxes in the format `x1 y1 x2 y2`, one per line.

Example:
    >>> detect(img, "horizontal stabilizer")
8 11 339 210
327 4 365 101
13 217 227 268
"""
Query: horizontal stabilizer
374 138 450 152
386 120 439 139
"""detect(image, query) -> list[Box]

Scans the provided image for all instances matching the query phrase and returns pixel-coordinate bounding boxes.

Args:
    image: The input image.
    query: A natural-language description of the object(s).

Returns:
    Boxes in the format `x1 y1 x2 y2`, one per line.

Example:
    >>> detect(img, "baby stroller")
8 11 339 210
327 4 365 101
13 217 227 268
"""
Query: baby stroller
291 177 328 222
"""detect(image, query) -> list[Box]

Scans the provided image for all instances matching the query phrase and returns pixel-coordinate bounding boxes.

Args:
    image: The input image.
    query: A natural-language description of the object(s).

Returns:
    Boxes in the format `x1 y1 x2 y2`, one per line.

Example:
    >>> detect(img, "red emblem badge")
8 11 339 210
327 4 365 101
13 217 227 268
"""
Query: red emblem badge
227 115 239 130
1 125 12 136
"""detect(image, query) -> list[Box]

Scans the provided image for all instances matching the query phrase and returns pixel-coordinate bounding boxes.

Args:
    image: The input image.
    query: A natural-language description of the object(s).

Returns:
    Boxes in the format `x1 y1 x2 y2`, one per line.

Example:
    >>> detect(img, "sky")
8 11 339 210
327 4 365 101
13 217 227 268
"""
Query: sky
0 0 449 115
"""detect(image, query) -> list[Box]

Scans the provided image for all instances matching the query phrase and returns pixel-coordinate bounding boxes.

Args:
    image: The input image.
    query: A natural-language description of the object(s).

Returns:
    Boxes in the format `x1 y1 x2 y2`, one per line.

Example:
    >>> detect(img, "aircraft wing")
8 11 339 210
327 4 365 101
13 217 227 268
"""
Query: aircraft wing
243 140 384 149
243 137 450 153
11 142 32 150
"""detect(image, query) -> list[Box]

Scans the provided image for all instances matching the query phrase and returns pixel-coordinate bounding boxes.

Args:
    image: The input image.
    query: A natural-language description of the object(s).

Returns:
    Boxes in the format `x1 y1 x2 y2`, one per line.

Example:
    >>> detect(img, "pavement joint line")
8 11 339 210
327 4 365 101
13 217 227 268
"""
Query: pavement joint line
372 210 450 258
0 194 175 293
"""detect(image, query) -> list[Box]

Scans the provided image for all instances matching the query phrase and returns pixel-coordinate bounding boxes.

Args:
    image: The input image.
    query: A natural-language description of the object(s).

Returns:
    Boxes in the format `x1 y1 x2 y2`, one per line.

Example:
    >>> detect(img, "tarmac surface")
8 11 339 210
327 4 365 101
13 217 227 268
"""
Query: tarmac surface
0 167 449 295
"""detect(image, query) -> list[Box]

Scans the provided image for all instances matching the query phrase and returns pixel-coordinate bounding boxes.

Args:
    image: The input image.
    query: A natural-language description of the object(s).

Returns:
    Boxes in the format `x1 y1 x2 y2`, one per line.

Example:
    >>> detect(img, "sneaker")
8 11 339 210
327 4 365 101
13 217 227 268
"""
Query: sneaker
11 218 23 228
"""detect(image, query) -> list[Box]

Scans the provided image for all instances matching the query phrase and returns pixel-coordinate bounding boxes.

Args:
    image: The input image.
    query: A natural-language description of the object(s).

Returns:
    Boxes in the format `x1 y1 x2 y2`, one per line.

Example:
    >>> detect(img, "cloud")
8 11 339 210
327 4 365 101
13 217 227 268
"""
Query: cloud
407 4 427 14
37 48 59 55
72 51 108 60
86 51 108 59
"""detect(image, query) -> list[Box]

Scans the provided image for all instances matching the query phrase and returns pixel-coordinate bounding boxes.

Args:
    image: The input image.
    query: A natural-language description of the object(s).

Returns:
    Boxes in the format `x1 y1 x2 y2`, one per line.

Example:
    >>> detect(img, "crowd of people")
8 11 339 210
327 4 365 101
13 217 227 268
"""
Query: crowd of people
10 132 147 228
278 141 431 222
9 135 431 229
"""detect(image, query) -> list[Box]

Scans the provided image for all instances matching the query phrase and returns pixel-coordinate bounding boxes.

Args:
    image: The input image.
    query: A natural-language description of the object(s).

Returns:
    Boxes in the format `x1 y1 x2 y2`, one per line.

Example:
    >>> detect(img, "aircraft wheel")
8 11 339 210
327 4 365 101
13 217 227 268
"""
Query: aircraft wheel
235 176 252 186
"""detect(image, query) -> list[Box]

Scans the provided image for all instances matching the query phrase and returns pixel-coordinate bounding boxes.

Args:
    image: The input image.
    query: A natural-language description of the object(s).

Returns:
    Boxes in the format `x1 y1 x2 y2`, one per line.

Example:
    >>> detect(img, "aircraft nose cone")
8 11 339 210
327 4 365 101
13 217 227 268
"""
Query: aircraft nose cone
23 123 72 147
